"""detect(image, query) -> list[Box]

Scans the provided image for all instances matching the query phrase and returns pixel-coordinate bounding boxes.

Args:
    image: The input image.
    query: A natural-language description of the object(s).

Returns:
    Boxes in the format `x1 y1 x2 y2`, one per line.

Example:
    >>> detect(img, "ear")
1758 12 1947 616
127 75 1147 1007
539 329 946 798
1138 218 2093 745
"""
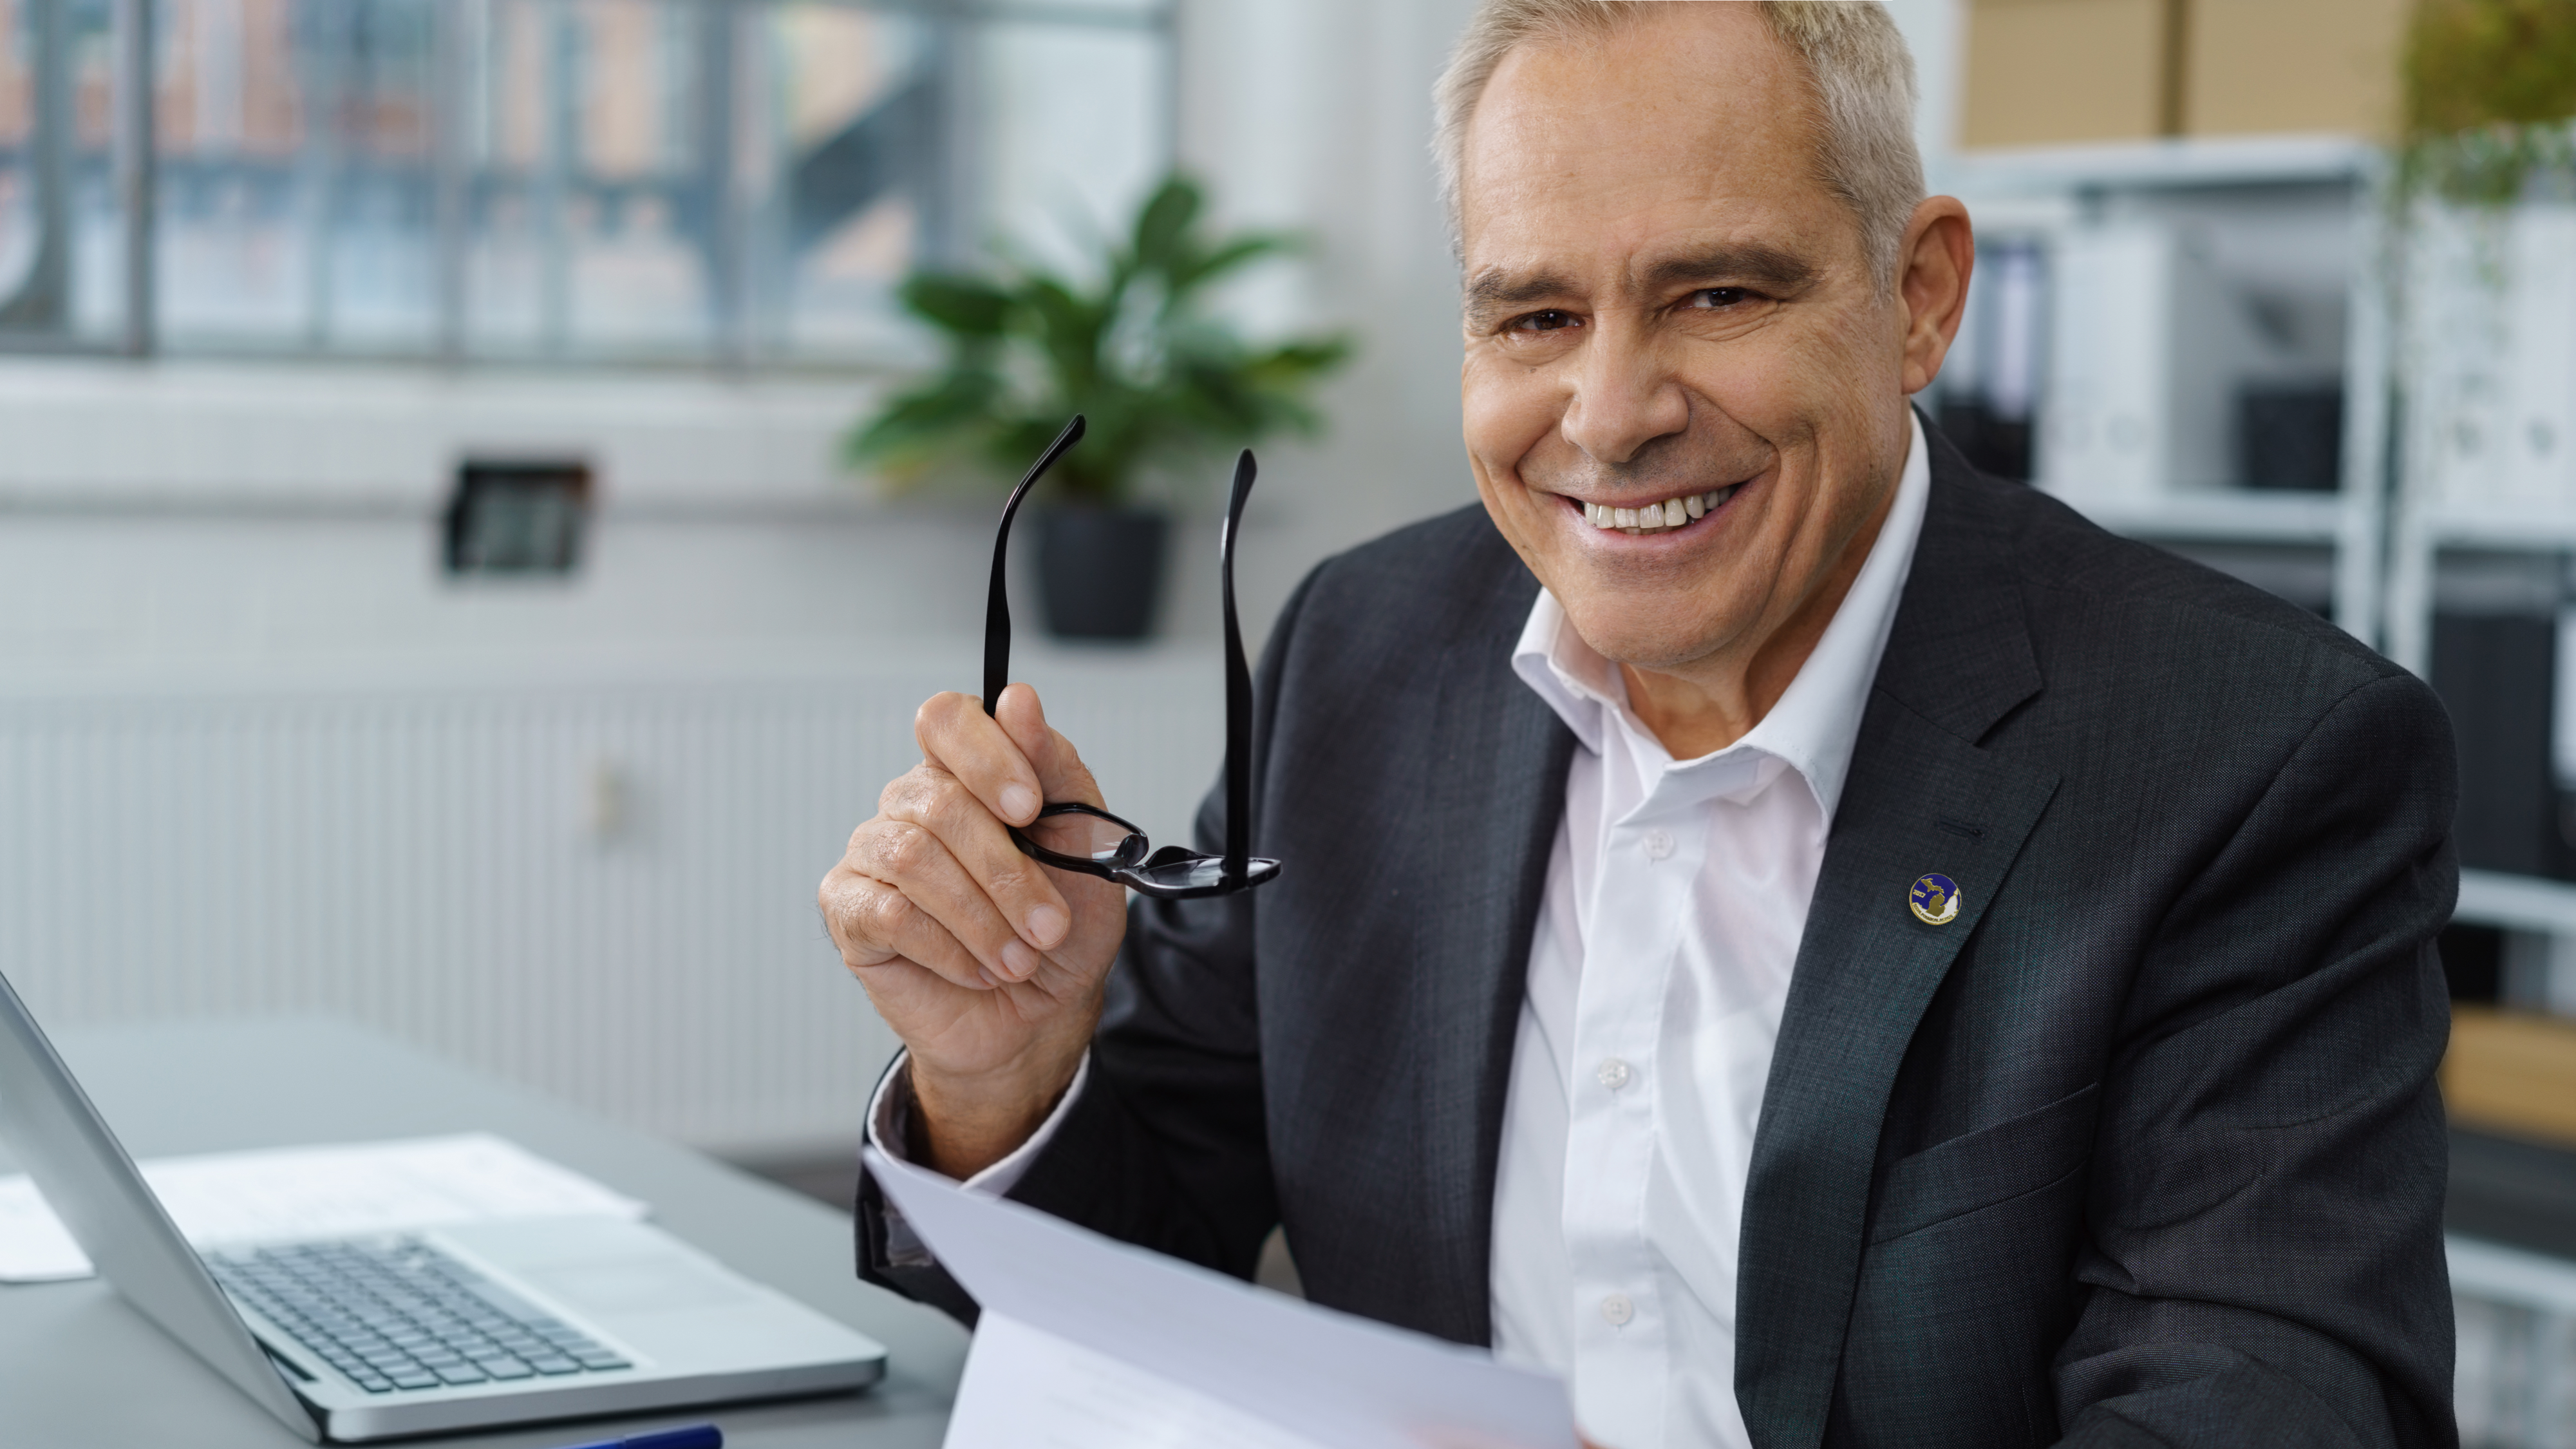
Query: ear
1895 196 1976 397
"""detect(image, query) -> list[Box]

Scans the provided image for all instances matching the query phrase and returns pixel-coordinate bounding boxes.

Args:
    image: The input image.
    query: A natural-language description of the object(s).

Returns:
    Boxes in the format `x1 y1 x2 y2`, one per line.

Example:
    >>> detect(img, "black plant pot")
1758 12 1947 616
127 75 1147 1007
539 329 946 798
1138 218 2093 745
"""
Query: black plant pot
1036 506 1169 639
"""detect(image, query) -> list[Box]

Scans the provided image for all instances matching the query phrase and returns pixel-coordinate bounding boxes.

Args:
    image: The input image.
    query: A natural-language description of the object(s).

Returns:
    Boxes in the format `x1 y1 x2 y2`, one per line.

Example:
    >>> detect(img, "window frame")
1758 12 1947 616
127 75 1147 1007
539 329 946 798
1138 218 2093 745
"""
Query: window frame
0 0 1178 370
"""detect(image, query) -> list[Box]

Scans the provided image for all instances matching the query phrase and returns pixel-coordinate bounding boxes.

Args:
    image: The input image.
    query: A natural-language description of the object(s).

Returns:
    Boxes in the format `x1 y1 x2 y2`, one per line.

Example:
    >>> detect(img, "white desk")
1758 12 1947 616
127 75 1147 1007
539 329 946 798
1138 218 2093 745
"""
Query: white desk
0 1018 965 1448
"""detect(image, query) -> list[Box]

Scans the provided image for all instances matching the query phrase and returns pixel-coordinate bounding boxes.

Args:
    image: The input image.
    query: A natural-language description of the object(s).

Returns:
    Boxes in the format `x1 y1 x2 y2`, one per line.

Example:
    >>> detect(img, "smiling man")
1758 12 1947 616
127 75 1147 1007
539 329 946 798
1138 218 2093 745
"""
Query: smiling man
820 5 2459 1446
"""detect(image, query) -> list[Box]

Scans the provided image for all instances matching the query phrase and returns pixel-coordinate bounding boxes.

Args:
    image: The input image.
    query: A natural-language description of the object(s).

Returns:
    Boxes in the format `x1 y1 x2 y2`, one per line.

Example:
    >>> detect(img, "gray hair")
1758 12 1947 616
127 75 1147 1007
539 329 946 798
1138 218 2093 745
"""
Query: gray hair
1433 1 1926 290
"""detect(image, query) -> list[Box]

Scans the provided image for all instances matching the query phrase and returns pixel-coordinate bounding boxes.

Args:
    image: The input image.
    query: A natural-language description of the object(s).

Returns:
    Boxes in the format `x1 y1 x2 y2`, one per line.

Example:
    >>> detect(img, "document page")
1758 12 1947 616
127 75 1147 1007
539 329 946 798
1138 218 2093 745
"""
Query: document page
0 1133 646 1282
866 1146 1579 1449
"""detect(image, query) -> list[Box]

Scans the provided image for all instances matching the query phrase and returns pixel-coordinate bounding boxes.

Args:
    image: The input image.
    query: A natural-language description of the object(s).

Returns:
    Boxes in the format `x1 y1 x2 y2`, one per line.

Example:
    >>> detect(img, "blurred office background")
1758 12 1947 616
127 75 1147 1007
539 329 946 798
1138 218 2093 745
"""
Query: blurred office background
3 1 2575 1441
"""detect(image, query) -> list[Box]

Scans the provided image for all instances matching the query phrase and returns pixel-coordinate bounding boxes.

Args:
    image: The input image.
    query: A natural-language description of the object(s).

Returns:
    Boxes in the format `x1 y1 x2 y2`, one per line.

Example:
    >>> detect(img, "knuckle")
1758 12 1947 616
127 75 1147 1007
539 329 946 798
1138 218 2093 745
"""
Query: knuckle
921 777 988 836
822 882 897 961
916 691 972 738
872 820 936 876
879 766 938 819
860 884 916 943
984 860 1043 904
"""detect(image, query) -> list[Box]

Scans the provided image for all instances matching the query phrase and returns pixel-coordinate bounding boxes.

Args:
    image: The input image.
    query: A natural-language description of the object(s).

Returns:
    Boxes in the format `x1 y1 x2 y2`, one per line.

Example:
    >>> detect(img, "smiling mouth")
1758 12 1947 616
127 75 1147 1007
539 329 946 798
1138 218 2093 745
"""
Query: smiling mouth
1576 482 1746 536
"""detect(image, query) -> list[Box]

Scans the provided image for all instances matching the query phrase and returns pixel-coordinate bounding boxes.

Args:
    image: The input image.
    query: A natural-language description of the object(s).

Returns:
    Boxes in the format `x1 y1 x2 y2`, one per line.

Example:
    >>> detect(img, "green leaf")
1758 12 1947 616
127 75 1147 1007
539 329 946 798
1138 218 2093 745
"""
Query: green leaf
1164 233 1295 297
1022 277 1111 395
844 373 1013 492
899 274 1014 336
1247 336 1354 377
1131 176 1204 272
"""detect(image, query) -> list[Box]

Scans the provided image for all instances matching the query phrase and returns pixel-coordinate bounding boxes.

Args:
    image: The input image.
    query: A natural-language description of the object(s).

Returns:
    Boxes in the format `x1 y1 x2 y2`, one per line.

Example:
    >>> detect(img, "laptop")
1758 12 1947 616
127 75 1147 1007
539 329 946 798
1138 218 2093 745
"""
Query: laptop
0 967 887 1442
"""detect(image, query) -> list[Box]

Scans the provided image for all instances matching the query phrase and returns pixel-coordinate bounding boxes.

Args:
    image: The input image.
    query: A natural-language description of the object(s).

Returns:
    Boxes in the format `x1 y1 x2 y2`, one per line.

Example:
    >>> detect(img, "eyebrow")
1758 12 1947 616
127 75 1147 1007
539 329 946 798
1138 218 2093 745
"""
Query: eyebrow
1462 269 1579 329
1640 243 1818 296
1462 242 1821 329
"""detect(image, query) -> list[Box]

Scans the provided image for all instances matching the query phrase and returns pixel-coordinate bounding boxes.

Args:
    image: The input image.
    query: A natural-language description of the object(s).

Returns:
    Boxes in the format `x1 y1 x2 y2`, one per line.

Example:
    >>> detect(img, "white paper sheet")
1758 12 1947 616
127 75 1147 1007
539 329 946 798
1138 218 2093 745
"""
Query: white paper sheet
0 1133 647 1282
865 1145 1579 1449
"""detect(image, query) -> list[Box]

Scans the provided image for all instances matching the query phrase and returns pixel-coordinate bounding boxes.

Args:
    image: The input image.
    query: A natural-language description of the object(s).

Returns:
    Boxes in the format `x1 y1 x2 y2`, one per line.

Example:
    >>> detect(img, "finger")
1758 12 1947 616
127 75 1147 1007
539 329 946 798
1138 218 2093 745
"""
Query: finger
915 690 1045 828
993 683 1107 810
822 867 1005 991
831 828 1031 989
818 864 901 971
872 771 1073 967
822 857 999 989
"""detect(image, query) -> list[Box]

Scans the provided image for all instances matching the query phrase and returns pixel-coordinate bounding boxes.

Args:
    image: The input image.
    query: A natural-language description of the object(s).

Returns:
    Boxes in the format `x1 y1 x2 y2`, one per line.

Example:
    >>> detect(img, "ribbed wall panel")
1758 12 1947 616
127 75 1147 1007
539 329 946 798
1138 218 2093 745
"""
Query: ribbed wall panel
0 657 1223 1155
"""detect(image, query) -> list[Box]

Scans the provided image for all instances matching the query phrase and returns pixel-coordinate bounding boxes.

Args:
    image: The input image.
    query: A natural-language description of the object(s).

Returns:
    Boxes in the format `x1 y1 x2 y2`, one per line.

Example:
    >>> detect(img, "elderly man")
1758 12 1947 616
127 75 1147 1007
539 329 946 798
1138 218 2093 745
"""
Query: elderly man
819 3 2458 1446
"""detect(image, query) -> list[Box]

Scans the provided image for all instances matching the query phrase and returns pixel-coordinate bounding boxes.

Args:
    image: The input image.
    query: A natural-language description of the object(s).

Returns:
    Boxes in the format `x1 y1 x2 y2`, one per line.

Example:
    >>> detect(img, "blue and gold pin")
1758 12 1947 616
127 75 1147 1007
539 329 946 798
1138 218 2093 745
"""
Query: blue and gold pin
1908 873 1960 925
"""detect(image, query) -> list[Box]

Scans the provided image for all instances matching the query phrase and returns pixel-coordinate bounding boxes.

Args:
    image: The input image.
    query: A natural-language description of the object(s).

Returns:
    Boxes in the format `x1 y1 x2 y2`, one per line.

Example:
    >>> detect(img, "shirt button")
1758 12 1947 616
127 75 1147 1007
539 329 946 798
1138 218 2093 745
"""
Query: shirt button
1641 828 1675 860
1596 1057 1633 1091
1600 1293 1635 1327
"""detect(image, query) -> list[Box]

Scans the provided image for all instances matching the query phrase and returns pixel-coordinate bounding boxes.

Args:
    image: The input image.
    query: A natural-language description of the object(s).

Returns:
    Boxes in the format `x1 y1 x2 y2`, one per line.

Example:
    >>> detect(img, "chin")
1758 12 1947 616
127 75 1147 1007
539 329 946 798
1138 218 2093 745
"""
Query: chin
1559 596 1734 672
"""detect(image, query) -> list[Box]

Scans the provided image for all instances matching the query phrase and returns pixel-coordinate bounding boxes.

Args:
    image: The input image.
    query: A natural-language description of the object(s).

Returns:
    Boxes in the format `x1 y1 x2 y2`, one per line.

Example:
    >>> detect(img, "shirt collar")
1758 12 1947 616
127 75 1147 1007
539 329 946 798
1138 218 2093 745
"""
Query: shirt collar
1509 410 1932 819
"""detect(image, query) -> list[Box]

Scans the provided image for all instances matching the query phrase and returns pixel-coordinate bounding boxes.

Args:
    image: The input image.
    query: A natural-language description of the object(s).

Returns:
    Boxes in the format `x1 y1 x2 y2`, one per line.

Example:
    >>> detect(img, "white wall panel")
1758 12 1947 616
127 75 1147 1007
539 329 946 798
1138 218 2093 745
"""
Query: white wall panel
0 651 1223 1157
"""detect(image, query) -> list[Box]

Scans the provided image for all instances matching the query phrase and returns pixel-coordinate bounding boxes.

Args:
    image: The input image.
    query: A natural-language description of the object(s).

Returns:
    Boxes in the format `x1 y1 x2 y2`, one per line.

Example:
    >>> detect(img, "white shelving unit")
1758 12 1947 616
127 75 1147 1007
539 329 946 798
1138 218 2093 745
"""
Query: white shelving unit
1950 138 2576 995
2383 178 2576 954
2460 870 2576 938
1947 136 2393 644
2452 1235 2576 1447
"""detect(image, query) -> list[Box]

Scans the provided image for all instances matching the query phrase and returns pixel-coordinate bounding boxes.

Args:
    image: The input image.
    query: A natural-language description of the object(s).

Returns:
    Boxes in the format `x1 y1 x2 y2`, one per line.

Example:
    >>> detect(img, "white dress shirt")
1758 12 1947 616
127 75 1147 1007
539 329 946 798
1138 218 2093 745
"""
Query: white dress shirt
872 415 1931 1449
1489 415 1930 1449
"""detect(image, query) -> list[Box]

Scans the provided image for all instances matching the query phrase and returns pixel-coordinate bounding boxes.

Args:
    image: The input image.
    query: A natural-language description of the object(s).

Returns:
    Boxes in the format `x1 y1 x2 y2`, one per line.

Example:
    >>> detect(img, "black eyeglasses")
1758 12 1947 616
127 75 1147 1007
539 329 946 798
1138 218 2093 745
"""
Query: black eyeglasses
982 415 1282 900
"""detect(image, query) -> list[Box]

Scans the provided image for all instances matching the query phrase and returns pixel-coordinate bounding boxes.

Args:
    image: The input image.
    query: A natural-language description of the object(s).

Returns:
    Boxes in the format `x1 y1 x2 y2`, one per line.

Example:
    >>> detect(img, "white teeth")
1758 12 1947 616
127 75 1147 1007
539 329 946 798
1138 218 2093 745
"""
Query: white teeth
1590 489 1739 537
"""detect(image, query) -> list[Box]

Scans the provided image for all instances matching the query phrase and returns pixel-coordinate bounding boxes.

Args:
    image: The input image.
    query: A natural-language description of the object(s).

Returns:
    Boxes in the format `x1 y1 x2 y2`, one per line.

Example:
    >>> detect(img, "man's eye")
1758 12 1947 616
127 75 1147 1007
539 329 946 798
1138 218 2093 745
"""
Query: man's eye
1691 287 1753 309
1510 310 1581 334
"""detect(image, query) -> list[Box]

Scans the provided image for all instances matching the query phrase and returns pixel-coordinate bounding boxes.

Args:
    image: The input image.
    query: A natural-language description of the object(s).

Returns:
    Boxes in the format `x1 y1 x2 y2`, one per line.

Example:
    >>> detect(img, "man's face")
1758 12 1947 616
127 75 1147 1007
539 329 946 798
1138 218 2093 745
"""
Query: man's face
1459 6 1918 676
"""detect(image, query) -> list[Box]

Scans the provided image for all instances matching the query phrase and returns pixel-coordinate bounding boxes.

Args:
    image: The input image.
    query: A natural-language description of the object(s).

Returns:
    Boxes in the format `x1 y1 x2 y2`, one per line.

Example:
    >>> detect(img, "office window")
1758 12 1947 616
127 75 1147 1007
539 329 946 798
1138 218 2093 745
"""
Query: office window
154 0 440 350
0 0 1173 365
0 0 137 350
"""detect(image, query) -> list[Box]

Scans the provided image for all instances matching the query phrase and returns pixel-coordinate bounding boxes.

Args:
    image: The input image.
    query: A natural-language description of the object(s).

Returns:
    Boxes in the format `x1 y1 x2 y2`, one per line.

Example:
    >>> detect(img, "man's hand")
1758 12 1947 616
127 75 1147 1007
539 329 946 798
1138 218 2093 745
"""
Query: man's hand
820 684 1129 1179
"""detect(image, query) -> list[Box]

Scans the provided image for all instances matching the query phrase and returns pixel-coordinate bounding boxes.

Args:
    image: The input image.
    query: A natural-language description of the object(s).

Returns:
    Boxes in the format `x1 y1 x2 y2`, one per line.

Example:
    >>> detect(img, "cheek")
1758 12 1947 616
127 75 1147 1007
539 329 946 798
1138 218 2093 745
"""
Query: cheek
1460 353 1563 486
1671 328 1841 440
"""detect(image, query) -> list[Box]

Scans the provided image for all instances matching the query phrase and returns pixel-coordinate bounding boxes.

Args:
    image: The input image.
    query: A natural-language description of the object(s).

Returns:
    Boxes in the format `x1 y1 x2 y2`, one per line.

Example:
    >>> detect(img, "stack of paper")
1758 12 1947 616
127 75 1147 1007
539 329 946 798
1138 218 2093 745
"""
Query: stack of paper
0 1133 646 1283
866 1146 1579 1449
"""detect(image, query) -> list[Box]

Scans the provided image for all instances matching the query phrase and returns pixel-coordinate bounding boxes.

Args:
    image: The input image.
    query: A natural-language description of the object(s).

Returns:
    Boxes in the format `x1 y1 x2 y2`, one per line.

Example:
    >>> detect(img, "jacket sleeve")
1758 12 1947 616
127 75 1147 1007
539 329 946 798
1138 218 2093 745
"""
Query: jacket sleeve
856 567 1321 1318
2054 670 2460 1448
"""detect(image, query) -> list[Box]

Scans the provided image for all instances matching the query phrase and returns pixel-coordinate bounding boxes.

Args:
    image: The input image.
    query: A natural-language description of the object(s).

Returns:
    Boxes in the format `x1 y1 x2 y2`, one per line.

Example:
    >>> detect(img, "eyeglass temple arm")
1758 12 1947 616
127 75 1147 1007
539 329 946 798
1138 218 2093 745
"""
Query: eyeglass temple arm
1220 450 1256 886
984 415 1088 719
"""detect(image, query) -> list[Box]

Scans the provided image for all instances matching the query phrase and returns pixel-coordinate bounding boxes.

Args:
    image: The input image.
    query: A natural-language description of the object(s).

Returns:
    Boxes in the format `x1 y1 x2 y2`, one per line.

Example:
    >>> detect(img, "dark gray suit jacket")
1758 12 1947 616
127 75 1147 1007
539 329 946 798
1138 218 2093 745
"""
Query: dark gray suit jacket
861 424 2459 1448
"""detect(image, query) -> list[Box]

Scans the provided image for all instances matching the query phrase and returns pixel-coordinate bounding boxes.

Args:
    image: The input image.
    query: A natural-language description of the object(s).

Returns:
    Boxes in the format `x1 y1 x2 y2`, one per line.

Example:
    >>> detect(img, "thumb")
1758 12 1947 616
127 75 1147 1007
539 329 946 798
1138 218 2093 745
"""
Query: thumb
993 683 1107 811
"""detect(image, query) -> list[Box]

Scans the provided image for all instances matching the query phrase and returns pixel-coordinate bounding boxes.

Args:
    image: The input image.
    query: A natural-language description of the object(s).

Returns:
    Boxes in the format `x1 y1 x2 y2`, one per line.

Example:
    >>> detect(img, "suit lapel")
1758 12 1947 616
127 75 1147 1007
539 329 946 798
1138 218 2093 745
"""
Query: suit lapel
1411 547 1574 1347
1735 436 2059 1448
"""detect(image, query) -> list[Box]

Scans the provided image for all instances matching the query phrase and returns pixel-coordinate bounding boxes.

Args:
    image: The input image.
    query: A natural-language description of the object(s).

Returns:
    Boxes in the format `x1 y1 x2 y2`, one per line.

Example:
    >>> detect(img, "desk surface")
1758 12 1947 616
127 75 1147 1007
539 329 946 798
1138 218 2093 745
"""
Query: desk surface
0 1018 966 1448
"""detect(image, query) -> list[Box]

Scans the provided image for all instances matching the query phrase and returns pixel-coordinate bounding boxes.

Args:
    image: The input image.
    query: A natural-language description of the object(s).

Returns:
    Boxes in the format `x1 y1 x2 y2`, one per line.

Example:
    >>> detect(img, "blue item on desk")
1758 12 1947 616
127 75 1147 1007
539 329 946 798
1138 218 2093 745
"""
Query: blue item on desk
546 1424 722 1449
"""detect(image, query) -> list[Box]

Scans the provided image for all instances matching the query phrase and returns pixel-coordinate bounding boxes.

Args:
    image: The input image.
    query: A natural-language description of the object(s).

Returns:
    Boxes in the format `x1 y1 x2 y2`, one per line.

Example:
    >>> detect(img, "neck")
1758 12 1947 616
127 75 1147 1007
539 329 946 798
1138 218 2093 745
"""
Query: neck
1619 466 1902 759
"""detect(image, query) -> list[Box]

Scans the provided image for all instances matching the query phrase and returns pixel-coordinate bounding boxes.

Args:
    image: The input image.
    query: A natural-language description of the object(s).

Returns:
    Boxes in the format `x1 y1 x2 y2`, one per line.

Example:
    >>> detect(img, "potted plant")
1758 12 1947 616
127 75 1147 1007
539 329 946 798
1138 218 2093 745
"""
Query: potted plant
847 175 1353 639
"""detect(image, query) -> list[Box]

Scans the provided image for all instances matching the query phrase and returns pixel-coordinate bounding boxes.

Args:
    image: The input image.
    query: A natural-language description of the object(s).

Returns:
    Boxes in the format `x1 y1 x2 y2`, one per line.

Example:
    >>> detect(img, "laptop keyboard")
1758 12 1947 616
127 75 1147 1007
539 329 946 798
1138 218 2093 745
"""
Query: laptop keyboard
207 1238 632 1394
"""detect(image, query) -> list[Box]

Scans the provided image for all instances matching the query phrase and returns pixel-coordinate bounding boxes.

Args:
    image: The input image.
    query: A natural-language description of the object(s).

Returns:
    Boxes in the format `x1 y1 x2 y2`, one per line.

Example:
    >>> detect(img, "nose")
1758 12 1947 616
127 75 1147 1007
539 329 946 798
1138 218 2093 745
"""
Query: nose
1559 318 1688 468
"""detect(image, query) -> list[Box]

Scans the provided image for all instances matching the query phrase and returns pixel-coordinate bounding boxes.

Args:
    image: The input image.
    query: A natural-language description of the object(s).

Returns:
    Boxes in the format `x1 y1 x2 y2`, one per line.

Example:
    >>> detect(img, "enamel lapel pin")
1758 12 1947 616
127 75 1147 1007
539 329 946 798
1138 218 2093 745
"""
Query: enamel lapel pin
1909 873 1960 926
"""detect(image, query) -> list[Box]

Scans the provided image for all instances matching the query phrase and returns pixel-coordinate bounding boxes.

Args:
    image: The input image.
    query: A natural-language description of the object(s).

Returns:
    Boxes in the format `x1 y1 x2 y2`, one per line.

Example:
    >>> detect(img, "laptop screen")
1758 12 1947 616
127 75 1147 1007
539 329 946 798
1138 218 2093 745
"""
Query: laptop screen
0 969 319 1439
